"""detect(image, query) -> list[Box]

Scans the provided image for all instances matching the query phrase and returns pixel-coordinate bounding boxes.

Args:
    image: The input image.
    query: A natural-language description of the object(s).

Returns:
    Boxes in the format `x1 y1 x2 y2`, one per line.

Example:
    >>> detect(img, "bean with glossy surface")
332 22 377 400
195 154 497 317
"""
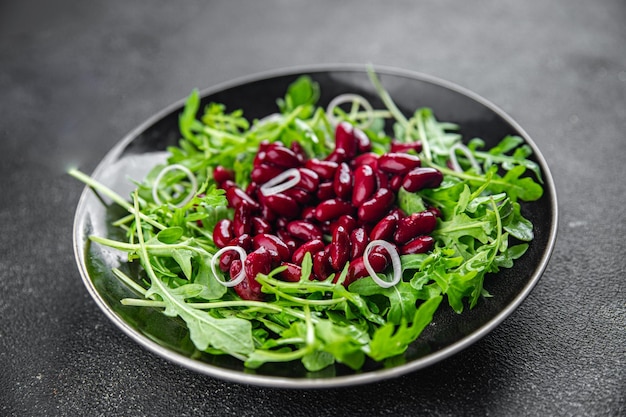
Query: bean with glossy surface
394 211 437 244
378 152 421 175
357 188 395 224
352 165 377 207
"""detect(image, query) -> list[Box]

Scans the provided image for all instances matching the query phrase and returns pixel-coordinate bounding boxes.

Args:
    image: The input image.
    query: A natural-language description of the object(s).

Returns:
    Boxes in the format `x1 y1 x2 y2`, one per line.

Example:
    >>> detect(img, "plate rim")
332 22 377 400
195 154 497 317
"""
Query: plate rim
72 63 559 388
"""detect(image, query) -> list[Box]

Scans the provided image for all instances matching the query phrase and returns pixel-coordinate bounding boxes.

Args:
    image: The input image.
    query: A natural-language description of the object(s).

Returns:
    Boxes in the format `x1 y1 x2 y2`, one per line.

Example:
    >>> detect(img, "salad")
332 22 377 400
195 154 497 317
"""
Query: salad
70 70 543 372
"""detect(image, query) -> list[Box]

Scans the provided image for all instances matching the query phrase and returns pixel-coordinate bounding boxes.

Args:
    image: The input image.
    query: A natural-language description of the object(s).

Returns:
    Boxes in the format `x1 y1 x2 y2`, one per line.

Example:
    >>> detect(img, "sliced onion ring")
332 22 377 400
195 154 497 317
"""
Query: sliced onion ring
210 246 247 287
326 93 374 130
363 240 402 288
259 168 301 196
152 163 198 207
449 143 481 174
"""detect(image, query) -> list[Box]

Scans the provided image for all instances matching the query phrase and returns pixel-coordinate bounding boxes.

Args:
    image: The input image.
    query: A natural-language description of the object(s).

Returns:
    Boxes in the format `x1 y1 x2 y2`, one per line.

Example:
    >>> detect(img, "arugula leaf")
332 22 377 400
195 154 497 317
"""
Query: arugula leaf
277 75 320 117
368 296 442 361
349 278 418 325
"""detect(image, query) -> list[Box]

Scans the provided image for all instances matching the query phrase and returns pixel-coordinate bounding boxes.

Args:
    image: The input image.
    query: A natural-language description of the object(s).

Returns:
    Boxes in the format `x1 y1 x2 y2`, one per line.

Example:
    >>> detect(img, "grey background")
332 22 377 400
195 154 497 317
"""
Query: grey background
1 0 624 416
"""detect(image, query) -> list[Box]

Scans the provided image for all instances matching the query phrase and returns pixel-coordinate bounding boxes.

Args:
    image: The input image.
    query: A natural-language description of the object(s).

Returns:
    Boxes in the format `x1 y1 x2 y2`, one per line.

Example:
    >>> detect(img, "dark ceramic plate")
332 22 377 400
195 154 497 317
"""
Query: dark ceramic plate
72 64 558 388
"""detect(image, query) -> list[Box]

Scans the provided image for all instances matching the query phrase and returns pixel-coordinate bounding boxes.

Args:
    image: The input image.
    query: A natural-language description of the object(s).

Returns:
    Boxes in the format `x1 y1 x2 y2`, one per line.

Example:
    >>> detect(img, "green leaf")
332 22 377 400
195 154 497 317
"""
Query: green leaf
277 75 320 117
502 201 534 241
314 320 367 370
397 187 427 214
179 89 200 141
156 226 184 244
171 249 194 280
349 278 418 325
302 350 335 372
489 165 543 202
145 273 254 356
368 296 442 361
192 256 228 300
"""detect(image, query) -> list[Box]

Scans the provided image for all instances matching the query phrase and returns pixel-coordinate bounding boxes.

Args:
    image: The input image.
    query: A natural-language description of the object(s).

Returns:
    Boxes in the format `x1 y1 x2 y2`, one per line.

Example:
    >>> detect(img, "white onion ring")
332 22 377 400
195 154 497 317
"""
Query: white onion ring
151 164 198 207
259 168 301 196
449 143 481 174
326 93 374 129
363 240 402 288
210 246 248 287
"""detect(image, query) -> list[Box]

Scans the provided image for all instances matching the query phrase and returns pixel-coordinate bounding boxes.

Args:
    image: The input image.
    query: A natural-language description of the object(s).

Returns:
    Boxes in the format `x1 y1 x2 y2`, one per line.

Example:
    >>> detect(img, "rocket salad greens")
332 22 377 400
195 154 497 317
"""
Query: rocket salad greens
70 70 543 372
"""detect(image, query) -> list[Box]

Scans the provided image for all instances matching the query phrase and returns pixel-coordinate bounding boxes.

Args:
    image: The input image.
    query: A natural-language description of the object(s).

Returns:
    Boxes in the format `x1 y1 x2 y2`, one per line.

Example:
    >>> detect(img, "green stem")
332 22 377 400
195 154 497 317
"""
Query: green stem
69 168 166 231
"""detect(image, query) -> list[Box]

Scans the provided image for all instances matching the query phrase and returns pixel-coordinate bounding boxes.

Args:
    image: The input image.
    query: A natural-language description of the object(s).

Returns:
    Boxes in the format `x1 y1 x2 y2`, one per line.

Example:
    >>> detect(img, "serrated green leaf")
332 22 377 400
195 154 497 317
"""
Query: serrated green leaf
368 296 442 361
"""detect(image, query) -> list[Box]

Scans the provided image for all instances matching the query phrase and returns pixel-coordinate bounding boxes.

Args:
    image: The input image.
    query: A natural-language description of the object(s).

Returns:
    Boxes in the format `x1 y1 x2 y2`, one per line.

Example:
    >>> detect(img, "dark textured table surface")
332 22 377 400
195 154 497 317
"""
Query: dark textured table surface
1 1 624 416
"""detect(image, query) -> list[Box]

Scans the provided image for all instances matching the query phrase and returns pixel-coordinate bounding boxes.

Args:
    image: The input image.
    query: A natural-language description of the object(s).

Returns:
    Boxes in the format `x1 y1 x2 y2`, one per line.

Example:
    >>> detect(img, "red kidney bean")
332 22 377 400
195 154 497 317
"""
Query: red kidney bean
296 168 319 192
315 198 355 222
252 216 273 235
355 128 372 153
401 167 444 192
213 166 234 184
276 229 299 252
219 179 237 190
346 252 388 284
287 220 323 241
258 140 272 151
370 242 398 263
291 239 325 264
274 217 289 231
264 146 301 168
374 169 389 189
427 205 442 218
401 235 435 255
259 202 277 223
390 174 404 192
278 262 303 282
226 186 261 211
305 158 338 180
228 233 253 252
319 220 333 235
233 259 264 301
283 187 312 205
219 248 238 272
313 250 333 280
301 206 317 222
332 214 357 235
253 233 291 262
352 152 379 169
213 218 234 248
388 207 406 220
253 150 267 167
378 153 421 175
245 247 273 278
394 211 437 244
290 141 307 164
357 188 395 224
325 148 349 164
352 165 376 207
370 215 398 241
251 164 284 184
390 139 422 154
245 182 258 197
333 162 353 200
329 225 350 270
233 204 253 236
263 193 300 219
334 122 359 158
316 182 335 200
349 227 368 259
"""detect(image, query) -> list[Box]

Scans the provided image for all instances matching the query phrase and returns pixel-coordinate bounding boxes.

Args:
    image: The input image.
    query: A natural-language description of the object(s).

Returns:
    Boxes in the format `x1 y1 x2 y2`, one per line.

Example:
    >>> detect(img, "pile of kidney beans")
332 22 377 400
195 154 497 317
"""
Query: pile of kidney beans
211 122 443 300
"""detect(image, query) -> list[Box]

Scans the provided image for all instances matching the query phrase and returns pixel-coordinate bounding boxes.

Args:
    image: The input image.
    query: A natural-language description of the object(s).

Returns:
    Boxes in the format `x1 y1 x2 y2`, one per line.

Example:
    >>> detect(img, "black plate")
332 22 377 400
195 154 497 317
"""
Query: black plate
72 64 558 388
